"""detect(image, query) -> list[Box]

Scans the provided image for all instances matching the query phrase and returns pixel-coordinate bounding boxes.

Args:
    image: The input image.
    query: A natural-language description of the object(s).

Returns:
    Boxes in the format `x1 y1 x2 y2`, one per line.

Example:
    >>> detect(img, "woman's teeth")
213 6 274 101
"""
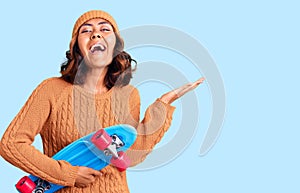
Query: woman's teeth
91 43 106 53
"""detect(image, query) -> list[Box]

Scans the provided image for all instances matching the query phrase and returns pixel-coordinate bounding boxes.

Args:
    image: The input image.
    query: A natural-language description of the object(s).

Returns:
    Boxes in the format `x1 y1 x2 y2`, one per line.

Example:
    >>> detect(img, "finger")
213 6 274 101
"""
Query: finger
173 83 193 94
189 77 205 89
87 168 102 176
165 77 205 102
198 77 205 82
82 174 96 184
175 77 204 93
175 80 204 98
177 82 197 93
75 183 87 188
195 77 205 85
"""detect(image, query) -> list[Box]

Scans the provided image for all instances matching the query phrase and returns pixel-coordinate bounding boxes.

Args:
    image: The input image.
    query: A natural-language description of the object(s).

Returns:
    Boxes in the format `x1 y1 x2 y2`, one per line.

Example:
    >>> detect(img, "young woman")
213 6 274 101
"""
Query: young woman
0 10 204 193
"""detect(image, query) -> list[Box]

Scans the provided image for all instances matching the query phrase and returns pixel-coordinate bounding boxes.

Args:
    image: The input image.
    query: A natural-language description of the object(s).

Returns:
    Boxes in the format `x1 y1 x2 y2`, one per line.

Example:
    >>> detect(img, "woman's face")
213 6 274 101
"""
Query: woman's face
77 18 116 68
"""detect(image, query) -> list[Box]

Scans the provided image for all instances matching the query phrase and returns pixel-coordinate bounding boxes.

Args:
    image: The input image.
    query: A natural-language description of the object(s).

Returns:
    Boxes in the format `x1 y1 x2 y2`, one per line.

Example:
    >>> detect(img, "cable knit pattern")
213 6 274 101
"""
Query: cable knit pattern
0 77 175 193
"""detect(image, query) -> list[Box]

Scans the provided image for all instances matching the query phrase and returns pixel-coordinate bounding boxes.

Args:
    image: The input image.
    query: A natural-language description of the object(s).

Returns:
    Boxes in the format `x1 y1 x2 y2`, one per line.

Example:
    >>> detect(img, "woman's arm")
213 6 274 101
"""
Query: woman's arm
125 77 205 166
0 78 78 186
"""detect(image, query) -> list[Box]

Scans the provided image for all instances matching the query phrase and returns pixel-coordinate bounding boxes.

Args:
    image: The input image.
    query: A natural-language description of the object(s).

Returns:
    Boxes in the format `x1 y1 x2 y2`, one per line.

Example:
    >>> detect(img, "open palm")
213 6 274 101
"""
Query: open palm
160 77 205 104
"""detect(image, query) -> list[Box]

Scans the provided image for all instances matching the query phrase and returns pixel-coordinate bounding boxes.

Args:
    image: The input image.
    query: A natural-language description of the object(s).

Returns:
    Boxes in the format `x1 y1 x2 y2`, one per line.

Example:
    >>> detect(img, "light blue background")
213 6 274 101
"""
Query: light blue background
0 0 299 192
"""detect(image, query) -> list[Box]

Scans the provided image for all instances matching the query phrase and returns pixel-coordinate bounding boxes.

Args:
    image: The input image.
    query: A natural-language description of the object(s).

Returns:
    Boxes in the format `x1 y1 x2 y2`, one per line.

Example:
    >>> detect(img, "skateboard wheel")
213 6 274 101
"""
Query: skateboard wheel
34 186 45 193
16 176 36 193
111 151 131 172
91 129 112 150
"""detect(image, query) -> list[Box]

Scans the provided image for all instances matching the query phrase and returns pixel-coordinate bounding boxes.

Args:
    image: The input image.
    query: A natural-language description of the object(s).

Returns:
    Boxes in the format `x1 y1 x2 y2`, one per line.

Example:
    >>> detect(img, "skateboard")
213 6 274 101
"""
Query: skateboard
15 124 137 193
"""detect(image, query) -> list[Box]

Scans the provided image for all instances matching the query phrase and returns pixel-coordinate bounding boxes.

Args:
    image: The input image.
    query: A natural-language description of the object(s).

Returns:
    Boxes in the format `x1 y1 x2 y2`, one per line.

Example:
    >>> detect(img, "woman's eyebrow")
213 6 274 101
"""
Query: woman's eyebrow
81 23 92 27
98 21 110 25
81 21 111 28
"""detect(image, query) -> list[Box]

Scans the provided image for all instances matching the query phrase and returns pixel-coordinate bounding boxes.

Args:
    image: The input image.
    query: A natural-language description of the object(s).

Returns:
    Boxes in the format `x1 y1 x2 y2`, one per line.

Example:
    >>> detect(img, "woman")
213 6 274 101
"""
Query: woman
0 10 204 193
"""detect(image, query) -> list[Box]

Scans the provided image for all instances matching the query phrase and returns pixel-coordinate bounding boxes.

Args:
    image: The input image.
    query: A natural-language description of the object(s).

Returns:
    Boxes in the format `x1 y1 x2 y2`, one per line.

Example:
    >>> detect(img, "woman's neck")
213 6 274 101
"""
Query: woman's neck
82 67 108 94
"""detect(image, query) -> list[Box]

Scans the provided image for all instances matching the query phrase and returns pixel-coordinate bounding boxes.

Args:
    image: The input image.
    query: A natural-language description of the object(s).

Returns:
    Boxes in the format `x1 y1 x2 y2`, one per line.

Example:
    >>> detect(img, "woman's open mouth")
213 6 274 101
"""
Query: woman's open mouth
90 43 106 54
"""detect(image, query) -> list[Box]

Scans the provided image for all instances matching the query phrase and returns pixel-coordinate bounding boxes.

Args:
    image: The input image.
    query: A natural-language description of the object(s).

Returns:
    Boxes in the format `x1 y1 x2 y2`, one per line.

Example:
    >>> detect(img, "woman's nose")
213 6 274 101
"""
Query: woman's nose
90 33 103 40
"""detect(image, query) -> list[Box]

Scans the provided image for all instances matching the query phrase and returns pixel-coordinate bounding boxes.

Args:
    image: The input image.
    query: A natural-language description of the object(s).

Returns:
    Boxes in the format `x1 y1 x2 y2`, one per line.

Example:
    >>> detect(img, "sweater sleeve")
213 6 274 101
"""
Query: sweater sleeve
0 78 78 186
125 87 176 166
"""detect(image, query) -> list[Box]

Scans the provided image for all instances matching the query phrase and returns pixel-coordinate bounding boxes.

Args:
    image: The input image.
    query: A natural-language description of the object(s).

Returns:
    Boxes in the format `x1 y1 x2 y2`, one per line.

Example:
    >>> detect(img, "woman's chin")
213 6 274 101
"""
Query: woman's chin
85 57 112 68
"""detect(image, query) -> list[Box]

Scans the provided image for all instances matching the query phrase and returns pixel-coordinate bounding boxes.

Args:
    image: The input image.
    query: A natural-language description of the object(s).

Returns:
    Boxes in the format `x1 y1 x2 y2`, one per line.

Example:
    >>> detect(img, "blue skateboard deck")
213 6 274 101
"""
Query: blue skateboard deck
16 124 137 193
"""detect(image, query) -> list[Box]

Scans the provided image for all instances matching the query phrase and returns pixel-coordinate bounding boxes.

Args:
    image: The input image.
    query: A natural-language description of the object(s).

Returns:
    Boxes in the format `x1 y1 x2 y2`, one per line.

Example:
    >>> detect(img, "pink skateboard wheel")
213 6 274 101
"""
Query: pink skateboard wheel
91 129 112 150
111 151 131 172
16 176 36 193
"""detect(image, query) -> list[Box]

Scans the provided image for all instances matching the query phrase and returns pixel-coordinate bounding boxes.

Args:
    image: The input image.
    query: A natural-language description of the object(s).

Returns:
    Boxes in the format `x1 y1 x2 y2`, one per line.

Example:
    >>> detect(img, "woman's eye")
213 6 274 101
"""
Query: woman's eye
100 28 111 32
81 29 91 33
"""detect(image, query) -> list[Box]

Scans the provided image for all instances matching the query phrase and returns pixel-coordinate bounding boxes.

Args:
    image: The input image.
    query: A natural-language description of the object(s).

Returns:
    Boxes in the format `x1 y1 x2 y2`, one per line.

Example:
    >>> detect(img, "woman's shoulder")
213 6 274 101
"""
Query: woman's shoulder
33 77 72 97
38 77 71 89
41 77 70 85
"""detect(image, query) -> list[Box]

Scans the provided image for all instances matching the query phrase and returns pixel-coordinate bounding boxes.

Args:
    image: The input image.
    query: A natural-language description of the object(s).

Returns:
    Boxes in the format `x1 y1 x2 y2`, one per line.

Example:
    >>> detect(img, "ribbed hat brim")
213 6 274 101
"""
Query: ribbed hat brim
72 10 119 38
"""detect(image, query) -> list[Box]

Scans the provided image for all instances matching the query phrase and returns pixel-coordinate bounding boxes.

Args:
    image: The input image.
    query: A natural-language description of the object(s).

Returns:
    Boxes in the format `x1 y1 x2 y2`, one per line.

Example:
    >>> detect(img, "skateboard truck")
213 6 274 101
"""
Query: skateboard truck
103 134 124 157
91 129 130 171
92 130 124 157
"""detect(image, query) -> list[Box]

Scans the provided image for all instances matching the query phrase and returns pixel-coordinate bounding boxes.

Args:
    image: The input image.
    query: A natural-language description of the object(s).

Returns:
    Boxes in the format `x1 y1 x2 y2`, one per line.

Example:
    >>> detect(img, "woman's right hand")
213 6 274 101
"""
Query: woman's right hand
75 166 102 188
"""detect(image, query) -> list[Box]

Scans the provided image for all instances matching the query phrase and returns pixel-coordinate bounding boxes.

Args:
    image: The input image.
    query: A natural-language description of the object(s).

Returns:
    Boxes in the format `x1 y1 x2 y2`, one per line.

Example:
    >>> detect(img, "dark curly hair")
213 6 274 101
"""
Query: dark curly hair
60 32 136 89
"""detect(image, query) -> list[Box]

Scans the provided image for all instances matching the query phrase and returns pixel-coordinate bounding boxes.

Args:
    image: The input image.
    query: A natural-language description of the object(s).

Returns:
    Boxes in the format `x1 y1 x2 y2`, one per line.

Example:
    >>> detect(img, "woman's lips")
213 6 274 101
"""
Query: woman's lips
90 43 106 53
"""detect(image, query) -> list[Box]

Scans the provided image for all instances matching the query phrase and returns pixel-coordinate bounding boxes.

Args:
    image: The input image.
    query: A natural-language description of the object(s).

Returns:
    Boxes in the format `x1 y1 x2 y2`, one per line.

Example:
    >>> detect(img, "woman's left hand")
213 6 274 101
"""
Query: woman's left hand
160 77 205 104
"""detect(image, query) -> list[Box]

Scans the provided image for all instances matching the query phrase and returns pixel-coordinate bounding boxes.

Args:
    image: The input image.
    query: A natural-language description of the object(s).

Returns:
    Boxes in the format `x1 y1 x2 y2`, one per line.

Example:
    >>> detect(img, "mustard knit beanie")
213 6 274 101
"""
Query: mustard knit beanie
72 10 119 38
